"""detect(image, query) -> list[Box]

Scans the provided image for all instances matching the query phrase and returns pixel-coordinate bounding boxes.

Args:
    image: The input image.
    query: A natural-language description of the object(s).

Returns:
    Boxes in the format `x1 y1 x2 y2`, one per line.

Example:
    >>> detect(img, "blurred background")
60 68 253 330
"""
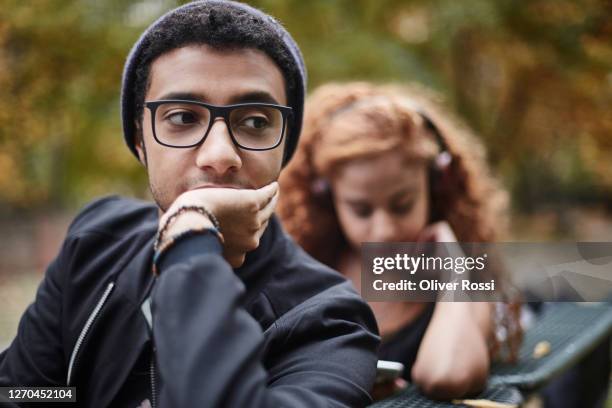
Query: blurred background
0 0 611 358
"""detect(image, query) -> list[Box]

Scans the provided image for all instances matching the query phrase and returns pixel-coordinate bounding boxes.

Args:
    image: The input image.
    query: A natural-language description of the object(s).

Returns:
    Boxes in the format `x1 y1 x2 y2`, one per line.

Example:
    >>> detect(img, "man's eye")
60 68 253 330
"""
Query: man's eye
242 116 269 129
166 111 198 125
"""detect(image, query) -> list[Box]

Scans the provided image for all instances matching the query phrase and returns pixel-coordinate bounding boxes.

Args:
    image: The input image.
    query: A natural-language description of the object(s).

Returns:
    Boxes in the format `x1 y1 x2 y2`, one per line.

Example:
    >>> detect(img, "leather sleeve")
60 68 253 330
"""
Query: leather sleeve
151 232 379 407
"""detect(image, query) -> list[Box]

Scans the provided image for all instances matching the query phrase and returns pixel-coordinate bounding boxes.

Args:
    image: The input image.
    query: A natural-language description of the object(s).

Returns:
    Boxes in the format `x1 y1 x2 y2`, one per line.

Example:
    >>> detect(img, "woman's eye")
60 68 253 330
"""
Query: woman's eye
242 116 269 129
167 111 198 125
350 205 373 219
391 201 415 215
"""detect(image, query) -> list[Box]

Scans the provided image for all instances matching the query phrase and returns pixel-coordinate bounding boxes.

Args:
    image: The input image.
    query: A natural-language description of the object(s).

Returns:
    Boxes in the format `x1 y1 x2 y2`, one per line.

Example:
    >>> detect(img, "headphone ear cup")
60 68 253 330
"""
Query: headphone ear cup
428 155 451 223
428 164 442 223
419 111 452 223
311 179 335 210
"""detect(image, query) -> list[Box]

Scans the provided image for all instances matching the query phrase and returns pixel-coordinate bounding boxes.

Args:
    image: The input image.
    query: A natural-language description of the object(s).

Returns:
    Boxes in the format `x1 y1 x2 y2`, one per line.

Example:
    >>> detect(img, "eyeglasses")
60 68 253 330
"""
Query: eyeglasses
144 100 293 151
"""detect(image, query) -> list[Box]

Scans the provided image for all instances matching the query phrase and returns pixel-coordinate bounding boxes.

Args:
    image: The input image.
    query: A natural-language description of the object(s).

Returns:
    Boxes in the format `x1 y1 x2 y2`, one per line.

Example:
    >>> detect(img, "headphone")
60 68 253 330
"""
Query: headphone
418 111 453 222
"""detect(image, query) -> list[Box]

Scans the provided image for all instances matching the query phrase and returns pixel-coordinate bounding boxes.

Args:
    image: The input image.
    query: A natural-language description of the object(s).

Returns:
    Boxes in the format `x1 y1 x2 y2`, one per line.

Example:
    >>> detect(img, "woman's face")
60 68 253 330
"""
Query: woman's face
330 150 430 250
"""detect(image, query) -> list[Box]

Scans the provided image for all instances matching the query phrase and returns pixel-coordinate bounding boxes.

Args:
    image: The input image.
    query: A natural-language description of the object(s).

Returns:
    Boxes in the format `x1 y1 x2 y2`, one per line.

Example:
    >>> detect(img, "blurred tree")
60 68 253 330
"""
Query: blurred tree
266 0 612 210
0 0 610 213
0 0 154 212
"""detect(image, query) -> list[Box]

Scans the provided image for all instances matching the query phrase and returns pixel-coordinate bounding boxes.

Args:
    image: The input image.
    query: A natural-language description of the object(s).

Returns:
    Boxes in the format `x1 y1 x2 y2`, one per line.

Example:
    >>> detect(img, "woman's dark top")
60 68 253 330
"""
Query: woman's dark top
377 303 436 381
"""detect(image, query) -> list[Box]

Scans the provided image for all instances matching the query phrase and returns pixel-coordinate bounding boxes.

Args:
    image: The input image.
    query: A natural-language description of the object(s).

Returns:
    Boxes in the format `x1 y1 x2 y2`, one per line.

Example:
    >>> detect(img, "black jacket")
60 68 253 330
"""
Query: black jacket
0 196 379 407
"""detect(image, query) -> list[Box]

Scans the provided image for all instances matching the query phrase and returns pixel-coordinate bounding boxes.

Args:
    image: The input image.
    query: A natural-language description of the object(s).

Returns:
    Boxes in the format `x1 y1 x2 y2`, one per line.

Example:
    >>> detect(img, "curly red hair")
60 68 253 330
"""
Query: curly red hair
278 82 508 267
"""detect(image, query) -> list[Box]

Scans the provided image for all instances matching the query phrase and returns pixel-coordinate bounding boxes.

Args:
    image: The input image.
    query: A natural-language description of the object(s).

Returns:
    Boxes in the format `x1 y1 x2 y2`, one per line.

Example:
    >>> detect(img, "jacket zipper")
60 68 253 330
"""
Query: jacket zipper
149 347 157 408
66 281 115 386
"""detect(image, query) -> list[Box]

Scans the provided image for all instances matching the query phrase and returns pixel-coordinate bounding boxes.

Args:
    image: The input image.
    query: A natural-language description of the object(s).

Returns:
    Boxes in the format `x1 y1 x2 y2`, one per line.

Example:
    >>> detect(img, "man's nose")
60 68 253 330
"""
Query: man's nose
195 118 242 175
371 211 402 242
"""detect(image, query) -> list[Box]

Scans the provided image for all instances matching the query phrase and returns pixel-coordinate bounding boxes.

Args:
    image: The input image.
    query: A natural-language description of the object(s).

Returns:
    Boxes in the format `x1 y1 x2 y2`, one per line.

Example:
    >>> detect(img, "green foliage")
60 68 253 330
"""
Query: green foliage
1 0 611 211
0 0 149 210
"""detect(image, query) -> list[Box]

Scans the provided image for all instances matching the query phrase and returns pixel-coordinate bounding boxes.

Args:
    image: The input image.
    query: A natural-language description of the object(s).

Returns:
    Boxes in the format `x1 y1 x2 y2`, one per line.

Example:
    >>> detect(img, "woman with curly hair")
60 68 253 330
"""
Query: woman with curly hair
278 82 516 399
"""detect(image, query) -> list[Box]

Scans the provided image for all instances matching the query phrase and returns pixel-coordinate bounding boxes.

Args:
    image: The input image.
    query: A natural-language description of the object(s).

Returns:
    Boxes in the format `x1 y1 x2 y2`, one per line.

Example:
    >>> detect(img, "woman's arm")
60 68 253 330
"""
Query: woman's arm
411 302 492 399
410 221 494 399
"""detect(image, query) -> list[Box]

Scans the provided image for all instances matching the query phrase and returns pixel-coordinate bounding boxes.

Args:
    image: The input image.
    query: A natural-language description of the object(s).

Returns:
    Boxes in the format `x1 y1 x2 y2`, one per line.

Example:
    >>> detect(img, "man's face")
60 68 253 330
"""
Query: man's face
136 44 287 211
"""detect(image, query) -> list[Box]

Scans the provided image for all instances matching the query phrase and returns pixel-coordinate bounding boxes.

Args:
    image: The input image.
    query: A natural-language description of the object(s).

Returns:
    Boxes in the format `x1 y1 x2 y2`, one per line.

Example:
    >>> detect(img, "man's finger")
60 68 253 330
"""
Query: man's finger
254 181 279 209
257 189 279 225
255 219 270 241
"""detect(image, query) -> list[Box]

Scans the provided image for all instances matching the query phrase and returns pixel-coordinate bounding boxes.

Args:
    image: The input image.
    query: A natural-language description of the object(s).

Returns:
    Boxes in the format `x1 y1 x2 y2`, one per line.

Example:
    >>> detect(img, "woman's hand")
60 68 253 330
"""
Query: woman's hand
416 221 459 243
371 377 408 402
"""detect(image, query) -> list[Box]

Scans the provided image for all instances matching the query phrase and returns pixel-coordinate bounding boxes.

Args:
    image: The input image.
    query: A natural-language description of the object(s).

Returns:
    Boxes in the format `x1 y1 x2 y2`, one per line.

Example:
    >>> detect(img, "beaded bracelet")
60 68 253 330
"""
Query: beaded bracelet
154 205 221 252
152 227 224 276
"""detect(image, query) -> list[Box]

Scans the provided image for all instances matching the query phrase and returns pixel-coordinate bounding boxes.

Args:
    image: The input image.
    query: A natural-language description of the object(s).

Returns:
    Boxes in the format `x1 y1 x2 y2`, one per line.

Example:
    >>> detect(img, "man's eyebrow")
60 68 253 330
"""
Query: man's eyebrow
153 91 281 105
228 91 281 105
156 92 209 101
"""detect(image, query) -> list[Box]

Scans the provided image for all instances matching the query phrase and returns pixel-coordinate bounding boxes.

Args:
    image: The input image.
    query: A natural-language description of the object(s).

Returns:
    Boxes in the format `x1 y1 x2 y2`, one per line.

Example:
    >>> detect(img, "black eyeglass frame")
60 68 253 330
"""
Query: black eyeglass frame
144 99 293 151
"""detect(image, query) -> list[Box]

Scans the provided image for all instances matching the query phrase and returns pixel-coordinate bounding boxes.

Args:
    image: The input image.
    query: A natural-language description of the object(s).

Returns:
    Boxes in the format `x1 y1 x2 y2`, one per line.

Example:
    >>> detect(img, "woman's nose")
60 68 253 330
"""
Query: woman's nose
370 211 402 242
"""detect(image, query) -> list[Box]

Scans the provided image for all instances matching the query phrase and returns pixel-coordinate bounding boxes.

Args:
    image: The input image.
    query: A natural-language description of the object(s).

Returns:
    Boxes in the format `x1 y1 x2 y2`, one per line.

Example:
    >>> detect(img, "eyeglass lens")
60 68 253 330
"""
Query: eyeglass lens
153 102 284 149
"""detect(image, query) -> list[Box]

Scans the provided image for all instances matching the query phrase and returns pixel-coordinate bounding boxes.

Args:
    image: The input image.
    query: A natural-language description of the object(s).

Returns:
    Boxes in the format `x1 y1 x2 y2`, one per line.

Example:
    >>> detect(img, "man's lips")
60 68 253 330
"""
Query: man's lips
192 184 242 190
190 184 240 190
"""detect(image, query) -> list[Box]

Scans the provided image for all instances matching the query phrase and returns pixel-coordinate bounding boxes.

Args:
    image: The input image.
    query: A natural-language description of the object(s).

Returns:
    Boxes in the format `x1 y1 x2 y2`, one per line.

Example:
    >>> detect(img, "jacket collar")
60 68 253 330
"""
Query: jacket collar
235 215 286 305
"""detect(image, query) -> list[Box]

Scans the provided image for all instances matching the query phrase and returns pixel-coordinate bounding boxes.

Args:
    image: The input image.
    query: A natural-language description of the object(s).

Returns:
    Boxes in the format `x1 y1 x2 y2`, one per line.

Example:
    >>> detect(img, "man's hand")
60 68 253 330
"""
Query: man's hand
159 182 279 268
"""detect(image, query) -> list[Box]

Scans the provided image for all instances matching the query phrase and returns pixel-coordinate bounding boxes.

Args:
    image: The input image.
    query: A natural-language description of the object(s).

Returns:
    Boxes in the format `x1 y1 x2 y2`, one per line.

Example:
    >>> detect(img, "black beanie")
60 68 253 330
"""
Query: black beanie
121 0 306 166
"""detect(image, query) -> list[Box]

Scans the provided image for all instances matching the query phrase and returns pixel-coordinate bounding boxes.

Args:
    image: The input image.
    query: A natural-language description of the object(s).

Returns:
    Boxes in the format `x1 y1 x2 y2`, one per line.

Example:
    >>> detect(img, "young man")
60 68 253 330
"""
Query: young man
0 2 379 407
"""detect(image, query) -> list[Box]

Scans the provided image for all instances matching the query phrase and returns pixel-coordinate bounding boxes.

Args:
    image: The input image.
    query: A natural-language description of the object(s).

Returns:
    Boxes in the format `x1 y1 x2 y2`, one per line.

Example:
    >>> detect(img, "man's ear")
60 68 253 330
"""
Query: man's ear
134 123 147 167
135 140 146 166
134 120 147 167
